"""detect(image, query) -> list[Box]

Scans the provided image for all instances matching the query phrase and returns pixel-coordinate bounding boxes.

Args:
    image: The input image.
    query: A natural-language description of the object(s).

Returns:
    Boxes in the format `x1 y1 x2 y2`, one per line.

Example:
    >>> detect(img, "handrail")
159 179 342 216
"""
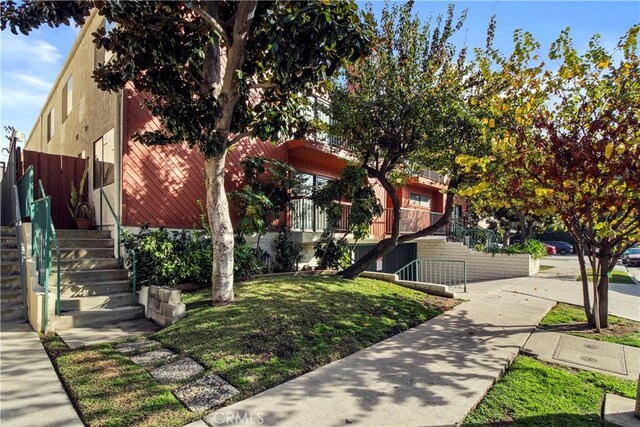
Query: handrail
16 165 34 220
38 180 61 315
396 259 467 292
99 188 137 305
31 195 52 333
13 185 27 321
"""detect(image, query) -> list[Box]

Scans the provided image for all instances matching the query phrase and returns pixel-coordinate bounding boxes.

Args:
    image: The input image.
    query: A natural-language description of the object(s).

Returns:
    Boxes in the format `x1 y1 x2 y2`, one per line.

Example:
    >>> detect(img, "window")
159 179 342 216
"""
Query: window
93 128 115 189
409 192 430 208
94 20 116 68
46 107 54 141
453 204 463 219
62 75 73 119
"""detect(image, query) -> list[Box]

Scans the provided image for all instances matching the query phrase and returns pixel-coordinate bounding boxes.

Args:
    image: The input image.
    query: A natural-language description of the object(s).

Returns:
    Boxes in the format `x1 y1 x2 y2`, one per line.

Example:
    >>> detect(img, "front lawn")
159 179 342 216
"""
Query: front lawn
44 276 456 426
576 269 635 284
156 275 458 399
464 356 637 426
539 303 640 348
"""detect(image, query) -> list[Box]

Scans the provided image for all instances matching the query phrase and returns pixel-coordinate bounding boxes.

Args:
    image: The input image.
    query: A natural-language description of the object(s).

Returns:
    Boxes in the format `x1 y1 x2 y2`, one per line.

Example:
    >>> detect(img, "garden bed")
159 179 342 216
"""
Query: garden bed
43 276 458 426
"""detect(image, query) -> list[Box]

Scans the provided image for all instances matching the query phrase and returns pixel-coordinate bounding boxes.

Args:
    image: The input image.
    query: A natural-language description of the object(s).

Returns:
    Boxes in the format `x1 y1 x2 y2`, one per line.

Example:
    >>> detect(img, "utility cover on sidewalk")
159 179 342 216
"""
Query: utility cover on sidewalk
552 335 627 375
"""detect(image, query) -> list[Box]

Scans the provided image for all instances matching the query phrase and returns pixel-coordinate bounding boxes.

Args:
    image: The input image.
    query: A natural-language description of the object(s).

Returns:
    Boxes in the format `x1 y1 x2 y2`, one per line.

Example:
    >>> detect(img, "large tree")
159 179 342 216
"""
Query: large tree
464 25 640 330
322 2 496 279
2 0 371 302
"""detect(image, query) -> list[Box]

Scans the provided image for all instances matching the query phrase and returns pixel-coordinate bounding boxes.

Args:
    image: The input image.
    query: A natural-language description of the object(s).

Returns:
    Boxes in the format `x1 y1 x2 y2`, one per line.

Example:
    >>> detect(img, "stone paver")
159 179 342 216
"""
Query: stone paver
58 318 160 349
603 394 640 427
131 348 176 366
523 330 640 380
1 321 83 427
115 339 159 355
151 357 204 385
203 290 554 426
175 374 239 412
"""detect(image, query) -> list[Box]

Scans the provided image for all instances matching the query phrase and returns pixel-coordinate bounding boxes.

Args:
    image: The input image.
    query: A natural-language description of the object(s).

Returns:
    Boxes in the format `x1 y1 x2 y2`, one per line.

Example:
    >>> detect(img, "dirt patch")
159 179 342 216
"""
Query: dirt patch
543 322 639 338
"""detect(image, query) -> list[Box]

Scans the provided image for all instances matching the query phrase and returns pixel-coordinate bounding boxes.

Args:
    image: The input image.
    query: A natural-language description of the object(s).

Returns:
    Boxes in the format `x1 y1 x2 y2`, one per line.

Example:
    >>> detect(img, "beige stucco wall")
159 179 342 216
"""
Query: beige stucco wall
24 10 117 160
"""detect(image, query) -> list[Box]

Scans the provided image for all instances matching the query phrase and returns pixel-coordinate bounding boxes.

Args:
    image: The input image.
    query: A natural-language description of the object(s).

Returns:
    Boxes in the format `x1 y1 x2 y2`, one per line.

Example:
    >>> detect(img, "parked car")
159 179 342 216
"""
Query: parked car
544 241 574 255
622 248 640 267
544 243 557 256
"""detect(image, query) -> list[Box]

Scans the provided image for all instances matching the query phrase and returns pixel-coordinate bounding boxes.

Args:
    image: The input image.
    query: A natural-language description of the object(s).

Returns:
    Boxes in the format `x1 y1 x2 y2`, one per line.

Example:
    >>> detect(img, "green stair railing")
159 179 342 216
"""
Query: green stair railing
448 221 498 253
38 180 62 315
31 194 52 333
99 188 137 305
396 259 467 292
16 165 34 220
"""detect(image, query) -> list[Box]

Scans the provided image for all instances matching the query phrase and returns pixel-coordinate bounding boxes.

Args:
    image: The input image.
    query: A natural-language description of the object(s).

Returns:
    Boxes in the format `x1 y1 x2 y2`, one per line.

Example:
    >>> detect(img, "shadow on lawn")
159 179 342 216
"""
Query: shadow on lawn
464 413 605 427
155 277 550 425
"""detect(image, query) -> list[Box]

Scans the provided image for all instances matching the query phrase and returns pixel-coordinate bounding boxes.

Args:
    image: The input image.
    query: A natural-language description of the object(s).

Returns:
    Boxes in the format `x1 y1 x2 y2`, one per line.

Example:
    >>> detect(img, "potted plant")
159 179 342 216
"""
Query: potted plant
68 162 94 230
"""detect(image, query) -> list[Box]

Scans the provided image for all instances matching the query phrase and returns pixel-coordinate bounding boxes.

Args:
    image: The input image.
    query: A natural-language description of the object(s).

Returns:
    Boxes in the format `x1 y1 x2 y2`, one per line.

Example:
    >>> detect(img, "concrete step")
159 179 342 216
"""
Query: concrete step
54 258 119 271
1 262 20 275
0 305 24 322
1 248 19 261
1 289 23 305
55 305 144 330
0 275 21 290
1 237 17 249
52 269 128 285
53 248 115 260
60 292 133 311
55 229 112 239
0 227 16 237
55 238 114 249
59 280 130 297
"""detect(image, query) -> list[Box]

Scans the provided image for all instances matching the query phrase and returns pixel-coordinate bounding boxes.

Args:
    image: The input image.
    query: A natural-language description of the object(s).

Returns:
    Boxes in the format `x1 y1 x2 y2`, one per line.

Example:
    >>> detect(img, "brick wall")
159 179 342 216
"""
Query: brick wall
416 238 540 281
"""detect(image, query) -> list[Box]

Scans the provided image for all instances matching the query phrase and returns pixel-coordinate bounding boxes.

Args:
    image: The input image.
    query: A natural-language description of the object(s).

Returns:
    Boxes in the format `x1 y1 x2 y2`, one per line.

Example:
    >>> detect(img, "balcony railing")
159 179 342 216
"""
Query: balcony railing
422 170 448 184
289 198 351 233
384 207 445 235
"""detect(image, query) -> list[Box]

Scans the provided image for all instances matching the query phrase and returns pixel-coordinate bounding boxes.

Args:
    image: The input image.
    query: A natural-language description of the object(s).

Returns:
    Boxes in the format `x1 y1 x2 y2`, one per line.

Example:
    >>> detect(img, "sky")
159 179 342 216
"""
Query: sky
0 1 638 161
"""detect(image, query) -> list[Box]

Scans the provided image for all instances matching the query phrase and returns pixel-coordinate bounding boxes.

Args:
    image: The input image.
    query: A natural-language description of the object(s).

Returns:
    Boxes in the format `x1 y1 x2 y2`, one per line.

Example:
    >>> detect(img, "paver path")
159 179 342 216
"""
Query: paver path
0 321 83 427
203 291 554 426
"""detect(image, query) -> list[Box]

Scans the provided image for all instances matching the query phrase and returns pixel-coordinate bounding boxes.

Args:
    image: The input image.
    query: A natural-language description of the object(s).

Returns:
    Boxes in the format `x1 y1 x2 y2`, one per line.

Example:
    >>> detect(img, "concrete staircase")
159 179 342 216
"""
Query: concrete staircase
52 229 143 330
1 227 24 322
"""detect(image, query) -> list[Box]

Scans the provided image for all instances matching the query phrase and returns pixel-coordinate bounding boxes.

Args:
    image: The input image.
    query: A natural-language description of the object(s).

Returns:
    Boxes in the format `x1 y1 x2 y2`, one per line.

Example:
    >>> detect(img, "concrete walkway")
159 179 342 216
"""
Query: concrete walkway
203 290 554 426
0 321 83 427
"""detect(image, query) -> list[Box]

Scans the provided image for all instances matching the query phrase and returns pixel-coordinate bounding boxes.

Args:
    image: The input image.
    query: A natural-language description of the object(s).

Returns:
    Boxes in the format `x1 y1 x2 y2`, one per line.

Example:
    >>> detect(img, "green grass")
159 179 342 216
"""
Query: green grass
41 335 197 427
540 303 640 348
155 275 457 400
43 276 456 426
539 265 554 271
464 356 637 426
576 269 635 284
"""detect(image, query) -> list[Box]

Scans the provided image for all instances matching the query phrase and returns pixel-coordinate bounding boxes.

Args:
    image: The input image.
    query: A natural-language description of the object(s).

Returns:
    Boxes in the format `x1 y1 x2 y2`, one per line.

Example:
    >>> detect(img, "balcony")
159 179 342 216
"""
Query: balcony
422 170 448 184
385 208 445 235
289 198 351 233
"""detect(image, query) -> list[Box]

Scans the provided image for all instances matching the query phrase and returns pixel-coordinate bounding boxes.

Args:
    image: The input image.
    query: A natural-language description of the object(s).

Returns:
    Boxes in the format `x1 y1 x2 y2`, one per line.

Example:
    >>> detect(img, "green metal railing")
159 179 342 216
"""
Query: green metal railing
396 259 467 292
32 195 52 333
38 180 62 315
16 165 34 220
99 188 137 305
13 185 28 321
448 221 498 253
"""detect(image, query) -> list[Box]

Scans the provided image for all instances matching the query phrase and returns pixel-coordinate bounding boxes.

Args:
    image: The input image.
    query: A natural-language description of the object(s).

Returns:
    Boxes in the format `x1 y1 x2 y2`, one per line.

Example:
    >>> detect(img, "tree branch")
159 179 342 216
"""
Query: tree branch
228 132 251 146
191 4 230 45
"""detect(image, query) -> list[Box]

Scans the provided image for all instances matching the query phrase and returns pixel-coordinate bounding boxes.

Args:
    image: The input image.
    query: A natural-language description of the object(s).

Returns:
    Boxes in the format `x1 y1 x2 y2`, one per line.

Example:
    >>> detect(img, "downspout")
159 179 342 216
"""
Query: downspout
115 90 123 221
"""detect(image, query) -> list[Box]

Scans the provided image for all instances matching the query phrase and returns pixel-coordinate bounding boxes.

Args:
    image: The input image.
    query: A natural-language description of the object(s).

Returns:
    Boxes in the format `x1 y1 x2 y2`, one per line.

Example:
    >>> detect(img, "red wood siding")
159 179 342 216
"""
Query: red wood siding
21 150 88 229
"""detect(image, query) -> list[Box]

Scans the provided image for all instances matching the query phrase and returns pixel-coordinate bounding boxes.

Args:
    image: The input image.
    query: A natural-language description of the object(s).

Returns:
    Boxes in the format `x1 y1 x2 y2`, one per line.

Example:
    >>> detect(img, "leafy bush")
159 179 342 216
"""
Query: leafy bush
490 239 547 259
122 225 211 286
233 234 269 280
274 227 303 272
313 231 352 270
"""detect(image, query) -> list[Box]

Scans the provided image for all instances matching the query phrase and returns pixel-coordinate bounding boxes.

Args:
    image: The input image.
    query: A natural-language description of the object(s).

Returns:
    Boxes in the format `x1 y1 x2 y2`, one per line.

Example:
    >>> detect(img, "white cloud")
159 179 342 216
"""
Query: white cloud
0 36 62 65
12 73 53 89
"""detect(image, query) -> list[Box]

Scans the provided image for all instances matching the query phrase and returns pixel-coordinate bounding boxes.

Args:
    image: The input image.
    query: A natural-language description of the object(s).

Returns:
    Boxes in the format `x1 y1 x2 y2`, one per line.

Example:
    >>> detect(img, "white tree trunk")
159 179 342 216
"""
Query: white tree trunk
205 151 234 303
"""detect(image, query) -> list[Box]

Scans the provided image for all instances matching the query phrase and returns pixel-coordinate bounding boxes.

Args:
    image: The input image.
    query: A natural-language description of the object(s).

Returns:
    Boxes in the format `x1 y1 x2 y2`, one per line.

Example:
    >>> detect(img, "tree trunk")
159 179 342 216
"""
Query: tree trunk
205 152 235 303
598 257 610 329
574 240 594 325
517 209 527 241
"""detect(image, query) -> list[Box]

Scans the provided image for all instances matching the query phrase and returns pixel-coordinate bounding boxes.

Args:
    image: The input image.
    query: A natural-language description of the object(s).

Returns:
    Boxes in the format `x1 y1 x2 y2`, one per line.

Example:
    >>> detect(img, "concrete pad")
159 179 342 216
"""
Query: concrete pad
151 357 204 385
604 394 640 427
203 291 554 426
175 374 239 412
131 348 176 366
0 321 83 427
115 338 159 354
523 331 640 380
183 421 210 427
58 318 160 349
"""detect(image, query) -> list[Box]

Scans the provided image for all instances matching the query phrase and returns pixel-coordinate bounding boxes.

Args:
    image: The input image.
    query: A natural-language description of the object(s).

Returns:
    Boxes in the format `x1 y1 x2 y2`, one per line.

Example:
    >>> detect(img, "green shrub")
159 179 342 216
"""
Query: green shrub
122 225 211 286
313 231 351 270
233 234 268 280
274 227 302 272
490 239 547 259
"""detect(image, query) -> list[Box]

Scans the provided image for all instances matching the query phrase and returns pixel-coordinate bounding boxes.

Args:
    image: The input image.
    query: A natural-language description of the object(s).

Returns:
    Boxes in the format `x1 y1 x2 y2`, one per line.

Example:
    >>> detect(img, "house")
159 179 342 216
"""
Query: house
2 10 476 332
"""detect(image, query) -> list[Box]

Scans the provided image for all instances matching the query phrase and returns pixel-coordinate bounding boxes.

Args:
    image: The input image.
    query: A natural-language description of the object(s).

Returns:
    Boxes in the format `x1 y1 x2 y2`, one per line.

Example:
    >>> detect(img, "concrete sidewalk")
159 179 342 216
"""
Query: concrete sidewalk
203 291 554 426
1 321 83 427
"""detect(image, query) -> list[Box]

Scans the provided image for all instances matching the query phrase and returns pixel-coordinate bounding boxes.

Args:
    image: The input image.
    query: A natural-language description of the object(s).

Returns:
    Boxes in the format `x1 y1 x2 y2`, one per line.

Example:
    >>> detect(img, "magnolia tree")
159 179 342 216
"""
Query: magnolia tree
465 25 640 330
320 2 497 279
2 0 371 303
